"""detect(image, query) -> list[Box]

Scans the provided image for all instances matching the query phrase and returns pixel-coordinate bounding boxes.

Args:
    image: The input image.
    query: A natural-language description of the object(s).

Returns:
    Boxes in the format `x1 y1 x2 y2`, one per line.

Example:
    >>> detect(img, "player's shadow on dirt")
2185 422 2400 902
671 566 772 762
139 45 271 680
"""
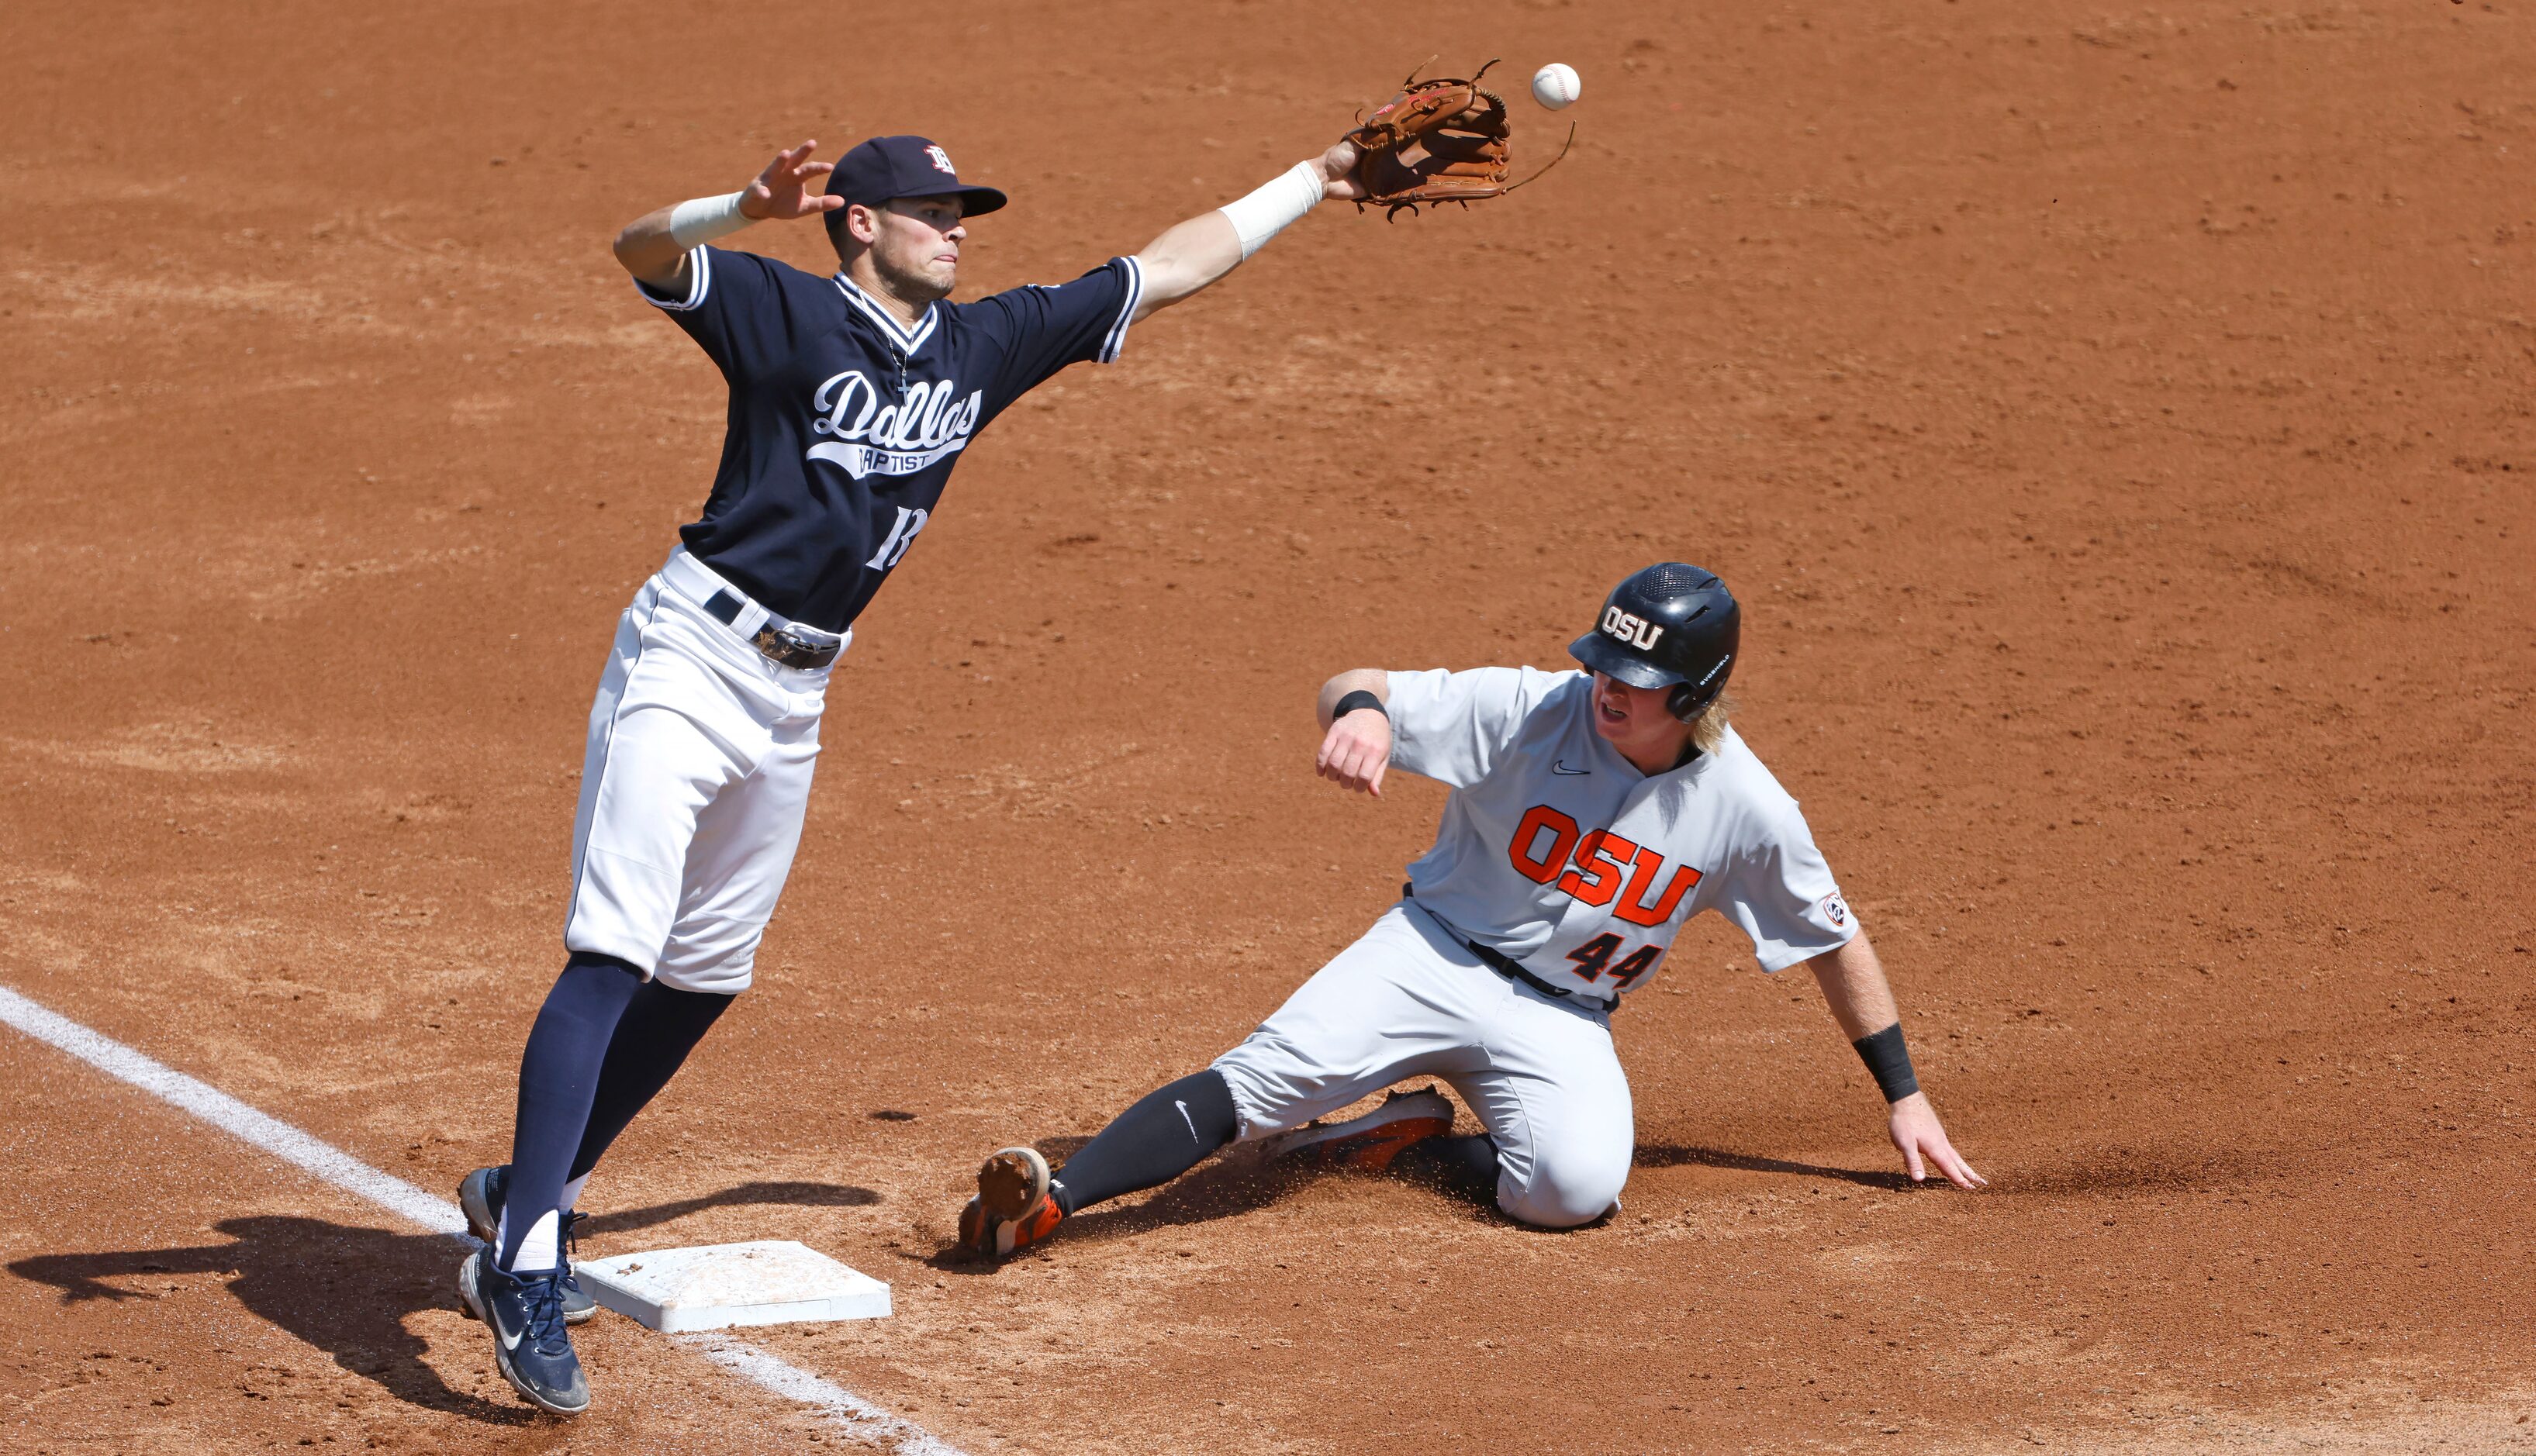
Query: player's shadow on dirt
8 1216 533 1425
5 1182 882 1420
934 1143 1932 1267
1634 1144 1916 1192
580 1179 880 1237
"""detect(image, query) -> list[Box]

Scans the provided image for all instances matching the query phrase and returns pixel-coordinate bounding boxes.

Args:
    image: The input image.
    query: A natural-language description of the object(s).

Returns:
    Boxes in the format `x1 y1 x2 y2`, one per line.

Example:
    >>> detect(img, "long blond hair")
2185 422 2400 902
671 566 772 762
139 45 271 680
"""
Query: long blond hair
1686 688 1735 757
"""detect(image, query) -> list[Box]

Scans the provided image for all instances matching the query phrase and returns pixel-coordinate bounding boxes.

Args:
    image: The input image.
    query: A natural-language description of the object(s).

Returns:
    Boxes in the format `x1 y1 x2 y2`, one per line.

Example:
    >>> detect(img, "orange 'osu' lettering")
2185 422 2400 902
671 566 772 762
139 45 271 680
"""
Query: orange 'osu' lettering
1554 830 1639 908
1612 847 1702 927
1508 805 1581 884
1510 806 1703 926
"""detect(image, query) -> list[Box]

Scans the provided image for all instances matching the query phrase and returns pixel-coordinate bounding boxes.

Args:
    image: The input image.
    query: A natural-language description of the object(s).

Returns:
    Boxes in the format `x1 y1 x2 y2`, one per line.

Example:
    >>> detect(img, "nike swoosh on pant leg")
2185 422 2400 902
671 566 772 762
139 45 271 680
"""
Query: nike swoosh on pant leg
1175 1099 1199 1143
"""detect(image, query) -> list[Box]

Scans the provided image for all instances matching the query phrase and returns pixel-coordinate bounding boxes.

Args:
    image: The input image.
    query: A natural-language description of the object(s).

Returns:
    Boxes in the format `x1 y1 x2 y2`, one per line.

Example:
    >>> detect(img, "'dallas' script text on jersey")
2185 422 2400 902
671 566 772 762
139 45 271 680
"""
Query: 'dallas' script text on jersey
806 368 983 480
640 246 1146 632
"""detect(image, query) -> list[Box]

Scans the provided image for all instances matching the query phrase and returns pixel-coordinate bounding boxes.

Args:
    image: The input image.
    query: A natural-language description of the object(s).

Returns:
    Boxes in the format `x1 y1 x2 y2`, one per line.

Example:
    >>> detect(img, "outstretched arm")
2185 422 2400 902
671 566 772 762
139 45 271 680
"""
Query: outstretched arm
1313 668 1391 796
1129 141 1366 323
11 1241 236 1304
1806 930 1986 1190
611 140 843 292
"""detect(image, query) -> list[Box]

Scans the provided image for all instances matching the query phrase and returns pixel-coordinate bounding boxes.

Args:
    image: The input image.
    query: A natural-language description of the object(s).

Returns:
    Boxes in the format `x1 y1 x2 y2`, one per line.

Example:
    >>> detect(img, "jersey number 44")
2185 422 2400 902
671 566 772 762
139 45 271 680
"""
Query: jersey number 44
1508 804 1702 992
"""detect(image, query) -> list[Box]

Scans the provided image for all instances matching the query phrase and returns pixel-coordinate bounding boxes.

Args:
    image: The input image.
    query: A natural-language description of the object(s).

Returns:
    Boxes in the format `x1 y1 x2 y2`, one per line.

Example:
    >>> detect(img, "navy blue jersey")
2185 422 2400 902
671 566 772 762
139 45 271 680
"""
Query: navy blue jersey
638 246 1145 631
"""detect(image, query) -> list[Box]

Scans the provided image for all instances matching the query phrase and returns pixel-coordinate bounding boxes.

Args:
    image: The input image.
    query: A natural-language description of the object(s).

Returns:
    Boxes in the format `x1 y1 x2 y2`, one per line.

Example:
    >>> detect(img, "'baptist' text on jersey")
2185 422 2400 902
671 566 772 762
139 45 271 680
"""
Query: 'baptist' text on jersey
640 246 1145 631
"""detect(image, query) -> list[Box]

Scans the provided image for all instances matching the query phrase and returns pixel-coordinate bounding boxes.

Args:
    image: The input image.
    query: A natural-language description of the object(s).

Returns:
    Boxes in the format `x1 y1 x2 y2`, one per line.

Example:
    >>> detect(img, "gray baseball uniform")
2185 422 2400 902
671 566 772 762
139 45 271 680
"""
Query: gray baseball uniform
1211 666 1856 1226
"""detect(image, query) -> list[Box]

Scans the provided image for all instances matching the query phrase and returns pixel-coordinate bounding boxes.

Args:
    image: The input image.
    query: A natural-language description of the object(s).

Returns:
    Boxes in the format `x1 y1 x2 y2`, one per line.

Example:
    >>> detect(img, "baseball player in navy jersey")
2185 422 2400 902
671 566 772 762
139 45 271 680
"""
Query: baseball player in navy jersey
451 130 1375 1413
955 564 1982 1259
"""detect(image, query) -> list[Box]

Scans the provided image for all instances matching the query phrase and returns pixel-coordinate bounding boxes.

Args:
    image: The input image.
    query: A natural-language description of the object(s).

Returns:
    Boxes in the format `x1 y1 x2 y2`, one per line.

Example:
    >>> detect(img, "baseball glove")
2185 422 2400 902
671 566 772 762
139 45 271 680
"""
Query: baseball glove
1342 58 1572 219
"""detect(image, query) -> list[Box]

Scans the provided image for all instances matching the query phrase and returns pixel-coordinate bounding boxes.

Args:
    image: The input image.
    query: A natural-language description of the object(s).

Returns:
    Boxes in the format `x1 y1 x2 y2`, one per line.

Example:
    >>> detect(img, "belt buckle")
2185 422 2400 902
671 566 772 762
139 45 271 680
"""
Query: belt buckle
751 623 835 671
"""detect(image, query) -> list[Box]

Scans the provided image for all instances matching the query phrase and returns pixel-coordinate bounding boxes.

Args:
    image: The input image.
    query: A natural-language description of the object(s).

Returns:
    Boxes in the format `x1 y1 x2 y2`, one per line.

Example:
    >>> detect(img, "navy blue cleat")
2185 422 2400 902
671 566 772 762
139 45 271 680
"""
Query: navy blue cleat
457 1249 590 1416
458 1165 596 1323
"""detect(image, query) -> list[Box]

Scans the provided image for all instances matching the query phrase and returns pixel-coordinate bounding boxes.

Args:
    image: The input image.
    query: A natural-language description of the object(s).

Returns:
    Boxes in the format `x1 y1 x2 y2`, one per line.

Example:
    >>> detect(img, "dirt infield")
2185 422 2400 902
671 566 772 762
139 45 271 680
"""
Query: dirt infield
3 0 2531 1451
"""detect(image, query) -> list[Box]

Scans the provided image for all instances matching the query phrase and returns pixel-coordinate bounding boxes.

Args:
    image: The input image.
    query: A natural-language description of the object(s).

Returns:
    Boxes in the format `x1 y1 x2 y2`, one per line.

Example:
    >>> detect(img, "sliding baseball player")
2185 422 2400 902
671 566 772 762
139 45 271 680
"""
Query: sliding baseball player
958 564 1981 1258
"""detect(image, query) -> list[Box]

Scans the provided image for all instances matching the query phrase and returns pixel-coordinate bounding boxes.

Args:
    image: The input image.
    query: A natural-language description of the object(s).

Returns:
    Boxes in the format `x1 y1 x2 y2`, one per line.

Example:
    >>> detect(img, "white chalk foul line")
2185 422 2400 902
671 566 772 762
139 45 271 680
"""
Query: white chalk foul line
0 982 966 1455
682 1335 966 1456
0 984 468 1238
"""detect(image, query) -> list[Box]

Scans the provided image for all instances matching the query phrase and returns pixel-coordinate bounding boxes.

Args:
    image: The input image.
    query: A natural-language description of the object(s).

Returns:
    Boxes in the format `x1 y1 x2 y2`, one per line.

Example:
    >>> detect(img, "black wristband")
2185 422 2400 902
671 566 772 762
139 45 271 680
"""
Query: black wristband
1332 689 1387 719
1851 1023 1919 1103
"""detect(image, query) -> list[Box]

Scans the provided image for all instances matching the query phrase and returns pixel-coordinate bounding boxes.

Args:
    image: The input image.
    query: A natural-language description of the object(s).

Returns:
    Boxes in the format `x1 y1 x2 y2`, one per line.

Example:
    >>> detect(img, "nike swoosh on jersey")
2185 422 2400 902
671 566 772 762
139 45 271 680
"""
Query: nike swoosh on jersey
1551 761 1590 775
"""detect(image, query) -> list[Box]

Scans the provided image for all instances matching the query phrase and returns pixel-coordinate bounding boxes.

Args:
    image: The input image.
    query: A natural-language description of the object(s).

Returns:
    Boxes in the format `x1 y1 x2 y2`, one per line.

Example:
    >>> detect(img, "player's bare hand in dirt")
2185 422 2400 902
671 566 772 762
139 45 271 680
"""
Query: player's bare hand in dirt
1316 708 1391 795
1314 140 1370 202
741 140 841 222
1888 1092 1984 1190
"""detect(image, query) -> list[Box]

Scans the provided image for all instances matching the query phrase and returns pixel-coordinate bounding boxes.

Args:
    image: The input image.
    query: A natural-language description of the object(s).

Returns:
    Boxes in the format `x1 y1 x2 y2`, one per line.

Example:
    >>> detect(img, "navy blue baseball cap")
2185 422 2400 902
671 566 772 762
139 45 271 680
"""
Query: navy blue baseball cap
825 135 1007 216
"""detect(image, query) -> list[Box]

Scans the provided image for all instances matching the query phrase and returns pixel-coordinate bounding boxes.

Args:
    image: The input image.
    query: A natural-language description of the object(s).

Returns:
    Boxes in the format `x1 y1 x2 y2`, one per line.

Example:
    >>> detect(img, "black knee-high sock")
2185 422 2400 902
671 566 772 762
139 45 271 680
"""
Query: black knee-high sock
1392 1133 1501 1206
1049 1070 1238 1216
565 978 734 1182
500 954 643 1269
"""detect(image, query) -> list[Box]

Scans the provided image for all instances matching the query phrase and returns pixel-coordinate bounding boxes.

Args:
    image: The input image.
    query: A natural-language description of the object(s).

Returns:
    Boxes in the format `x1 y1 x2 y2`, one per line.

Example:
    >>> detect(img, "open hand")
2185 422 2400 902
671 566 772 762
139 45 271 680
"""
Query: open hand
1315 706 1391 795
1888 1092 1985 1190
740 140 843 223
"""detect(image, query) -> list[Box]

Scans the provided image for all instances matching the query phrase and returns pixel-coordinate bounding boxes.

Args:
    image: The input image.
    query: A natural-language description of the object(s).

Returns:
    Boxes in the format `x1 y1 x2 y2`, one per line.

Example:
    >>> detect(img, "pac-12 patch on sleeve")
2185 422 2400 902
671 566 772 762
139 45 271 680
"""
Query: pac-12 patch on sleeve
1822 894 1850 928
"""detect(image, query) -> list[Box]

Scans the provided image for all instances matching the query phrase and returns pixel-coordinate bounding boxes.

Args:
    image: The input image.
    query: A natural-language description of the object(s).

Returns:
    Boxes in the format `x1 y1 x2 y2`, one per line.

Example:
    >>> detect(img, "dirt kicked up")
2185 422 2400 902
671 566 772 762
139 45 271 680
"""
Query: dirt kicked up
2 0 2531 1451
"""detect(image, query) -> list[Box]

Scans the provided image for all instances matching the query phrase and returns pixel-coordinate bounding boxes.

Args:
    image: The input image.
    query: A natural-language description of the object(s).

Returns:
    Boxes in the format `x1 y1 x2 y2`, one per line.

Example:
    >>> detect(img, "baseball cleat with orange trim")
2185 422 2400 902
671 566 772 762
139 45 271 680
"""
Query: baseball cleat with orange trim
1260 1087 1455 1173
957 1145 1066 1259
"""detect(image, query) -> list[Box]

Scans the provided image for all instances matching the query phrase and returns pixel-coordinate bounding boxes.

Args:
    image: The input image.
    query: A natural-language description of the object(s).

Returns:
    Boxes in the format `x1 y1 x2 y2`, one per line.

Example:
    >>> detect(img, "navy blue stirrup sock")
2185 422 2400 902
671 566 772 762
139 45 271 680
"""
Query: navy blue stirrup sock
565 978 735 1182
499 954 642 1269
1050 1069 1239 1216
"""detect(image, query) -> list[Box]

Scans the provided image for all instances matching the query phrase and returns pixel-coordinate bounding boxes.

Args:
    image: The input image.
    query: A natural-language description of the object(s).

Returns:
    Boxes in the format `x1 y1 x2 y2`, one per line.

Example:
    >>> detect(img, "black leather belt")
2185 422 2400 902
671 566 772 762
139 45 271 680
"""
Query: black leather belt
702 589 841 671
1404 885 1618 1013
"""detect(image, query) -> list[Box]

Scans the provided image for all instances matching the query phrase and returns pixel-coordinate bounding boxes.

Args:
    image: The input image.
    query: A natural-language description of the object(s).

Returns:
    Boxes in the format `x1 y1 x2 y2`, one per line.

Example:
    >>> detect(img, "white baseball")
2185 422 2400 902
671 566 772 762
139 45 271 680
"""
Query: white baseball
1531 63 1581 112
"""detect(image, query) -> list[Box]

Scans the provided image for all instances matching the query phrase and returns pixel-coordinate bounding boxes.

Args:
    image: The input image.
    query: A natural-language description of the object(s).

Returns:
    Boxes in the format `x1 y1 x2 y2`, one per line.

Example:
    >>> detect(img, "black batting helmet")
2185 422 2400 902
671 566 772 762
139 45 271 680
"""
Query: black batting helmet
1568 563 1741 723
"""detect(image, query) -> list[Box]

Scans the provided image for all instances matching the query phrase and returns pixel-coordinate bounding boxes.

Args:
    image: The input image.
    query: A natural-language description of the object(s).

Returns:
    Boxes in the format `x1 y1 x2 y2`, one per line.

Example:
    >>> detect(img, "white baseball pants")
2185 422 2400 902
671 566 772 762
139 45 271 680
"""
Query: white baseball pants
1211 901 1634 1228
561 550 838 995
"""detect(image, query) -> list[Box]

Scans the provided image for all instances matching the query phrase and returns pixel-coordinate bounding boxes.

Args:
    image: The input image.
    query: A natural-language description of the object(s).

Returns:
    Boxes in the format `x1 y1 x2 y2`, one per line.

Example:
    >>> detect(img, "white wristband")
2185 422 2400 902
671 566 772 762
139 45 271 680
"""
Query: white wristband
667 191 751 250
1216 160 1326 261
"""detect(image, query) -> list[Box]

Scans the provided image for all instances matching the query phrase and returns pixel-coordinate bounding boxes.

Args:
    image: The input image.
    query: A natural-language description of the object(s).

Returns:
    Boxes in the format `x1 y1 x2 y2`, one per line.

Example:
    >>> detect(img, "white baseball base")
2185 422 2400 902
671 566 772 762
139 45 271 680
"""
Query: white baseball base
576 1240 892 1333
